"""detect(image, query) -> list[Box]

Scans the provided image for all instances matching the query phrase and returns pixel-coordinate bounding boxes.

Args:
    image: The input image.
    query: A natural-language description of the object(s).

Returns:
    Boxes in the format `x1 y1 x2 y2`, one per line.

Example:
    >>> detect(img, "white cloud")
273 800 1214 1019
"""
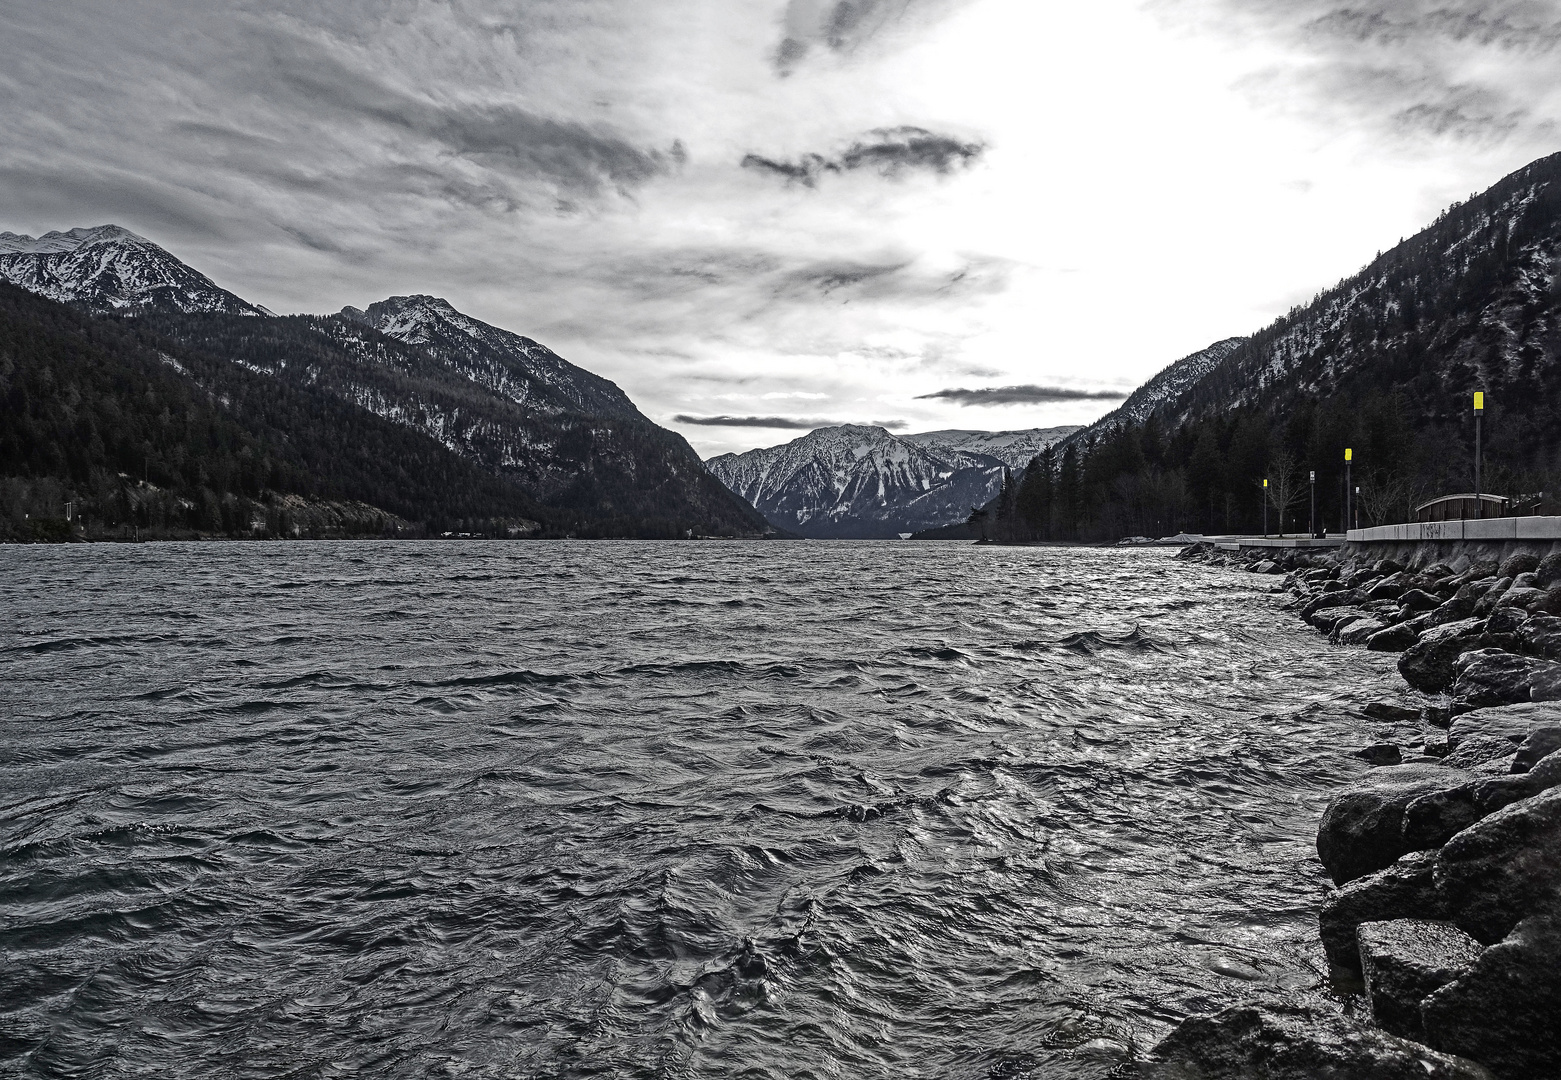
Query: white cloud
3 0 1559 457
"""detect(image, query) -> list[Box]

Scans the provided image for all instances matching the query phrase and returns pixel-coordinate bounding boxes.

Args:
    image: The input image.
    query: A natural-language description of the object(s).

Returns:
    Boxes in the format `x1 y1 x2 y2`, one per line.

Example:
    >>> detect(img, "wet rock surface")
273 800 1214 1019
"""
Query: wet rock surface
1436 785 1561 944
1358 919 1483 1042
1319 851 1447 973
1421 913 1561 1080
1139 1002 1495 1080
1317 764 1476 885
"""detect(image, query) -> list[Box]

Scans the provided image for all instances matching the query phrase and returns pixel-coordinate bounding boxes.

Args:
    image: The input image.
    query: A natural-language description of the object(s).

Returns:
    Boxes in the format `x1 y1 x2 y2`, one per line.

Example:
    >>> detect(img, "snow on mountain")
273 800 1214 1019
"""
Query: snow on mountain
704 424 1006 538
338 295 642 420
0 225 267 316
901 426 1080 470
1062 337 1245 446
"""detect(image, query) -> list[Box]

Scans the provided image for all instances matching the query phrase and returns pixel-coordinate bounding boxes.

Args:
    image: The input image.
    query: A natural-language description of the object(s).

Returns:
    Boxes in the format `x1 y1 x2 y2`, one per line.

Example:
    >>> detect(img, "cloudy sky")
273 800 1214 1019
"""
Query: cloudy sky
4 0 1561 455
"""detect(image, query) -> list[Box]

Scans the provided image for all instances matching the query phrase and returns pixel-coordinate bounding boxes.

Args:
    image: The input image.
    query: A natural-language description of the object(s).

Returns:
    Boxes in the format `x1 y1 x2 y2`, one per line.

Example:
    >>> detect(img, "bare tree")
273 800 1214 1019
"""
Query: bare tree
1357 468 1412 527
1265 451 1307 535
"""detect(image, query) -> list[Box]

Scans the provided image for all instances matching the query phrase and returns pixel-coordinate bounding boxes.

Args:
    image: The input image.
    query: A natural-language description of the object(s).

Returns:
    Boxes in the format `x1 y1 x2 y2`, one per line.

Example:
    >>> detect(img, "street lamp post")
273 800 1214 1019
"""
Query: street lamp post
1263 478 1269 538
1344 448 1353 535
1474 391 1485 519
1310 470 1317 539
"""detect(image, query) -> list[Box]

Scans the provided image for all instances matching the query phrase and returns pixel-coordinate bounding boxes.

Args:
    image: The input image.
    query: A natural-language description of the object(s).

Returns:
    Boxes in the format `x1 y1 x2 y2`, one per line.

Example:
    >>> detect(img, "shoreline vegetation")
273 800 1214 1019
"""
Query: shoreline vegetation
1138 541 1561 1080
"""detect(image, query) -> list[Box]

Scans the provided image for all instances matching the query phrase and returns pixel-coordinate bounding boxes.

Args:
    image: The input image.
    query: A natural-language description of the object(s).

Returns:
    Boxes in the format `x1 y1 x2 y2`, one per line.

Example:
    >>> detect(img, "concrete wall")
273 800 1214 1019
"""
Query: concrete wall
1335 517 1561 570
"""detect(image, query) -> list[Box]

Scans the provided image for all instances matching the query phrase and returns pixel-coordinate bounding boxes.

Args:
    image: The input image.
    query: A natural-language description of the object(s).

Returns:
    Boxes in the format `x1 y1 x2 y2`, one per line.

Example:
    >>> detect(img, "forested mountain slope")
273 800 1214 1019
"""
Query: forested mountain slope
995 150 1561 544
0 228 772 540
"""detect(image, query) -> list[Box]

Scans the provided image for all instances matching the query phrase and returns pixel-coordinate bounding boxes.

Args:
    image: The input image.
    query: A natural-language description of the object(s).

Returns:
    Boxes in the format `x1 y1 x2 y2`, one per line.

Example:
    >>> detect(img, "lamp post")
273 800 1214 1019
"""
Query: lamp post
1474 391 1484 520
1344 448 1353 535
1355 485 1361 530
1309 470 1317 539
1263 478 1269 538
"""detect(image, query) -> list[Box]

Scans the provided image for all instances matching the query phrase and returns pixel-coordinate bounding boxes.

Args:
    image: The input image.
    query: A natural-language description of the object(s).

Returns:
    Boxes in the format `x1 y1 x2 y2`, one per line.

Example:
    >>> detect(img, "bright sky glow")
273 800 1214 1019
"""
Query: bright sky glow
3 0 1559 455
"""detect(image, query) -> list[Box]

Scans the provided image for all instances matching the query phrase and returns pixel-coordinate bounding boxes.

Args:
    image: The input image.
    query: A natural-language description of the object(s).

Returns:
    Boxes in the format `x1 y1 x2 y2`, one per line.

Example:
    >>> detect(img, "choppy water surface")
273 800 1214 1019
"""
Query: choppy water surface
1 542 1415 1078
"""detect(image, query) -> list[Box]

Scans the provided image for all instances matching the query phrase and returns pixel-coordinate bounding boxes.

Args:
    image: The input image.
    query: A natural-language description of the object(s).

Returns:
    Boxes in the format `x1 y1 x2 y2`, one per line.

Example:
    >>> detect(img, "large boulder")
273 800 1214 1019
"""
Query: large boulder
1451 651 1558 712
1515 731 1561 771
1428 589 1480 628
1536 552 1561 588
1500 586 1547 611
1358 919 1484 1042
1318 765 1476 885
1472 578 1515 618
1369 573 1410 601
1139 1003 1494 1079
1421 913 1561 1080
1401 775 1546 849
1448 702 1561 753
1401 588 1444 613
1337 618 1389 646
1399 619 1491 692
1435 785 1561 943
1499 552 1541 579
1320 850 1448 973
1312 606 1372 633
1517 615 1561 660
1368 623 1421 652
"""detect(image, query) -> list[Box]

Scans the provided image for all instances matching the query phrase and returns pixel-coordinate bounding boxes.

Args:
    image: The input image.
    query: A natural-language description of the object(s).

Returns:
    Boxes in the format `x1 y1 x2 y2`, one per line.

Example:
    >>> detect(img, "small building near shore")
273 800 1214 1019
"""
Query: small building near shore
1415 493 1509 522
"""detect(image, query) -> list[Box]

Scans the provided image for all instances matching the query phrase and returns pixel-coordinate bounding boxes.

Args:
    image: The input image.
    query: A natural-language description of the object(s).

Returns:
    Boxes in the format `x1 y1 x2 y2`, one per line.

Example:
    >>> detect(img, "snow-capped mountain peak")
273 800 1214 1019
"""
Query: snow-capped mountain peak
338 295 643 420
704 423 1007 538
901 426 1080 470
0 223 267 316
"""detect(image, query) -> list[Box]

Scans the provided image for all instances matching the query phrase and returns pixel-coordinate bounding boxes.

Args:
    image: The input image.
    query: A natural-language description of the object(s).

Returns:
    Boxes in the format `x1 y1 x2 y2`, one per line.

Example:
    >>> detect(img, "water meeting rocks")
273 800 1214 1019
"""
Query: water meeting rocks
1420 913 1561 1080
1138 1003 1494 1080
1435 784 1561 944
1318 764 1476 885
1319 850 1448 973
1368 622 1421 652
1357 919 1484 1042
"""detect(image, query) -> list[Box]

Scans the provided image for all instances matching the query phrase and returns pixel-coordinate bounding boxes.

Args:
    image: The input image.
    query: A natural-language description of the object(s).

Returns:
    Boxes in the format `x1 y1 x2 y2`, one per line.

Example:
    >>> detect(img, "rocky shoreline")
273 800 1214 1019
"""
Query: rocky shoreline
1135 543 1560 1080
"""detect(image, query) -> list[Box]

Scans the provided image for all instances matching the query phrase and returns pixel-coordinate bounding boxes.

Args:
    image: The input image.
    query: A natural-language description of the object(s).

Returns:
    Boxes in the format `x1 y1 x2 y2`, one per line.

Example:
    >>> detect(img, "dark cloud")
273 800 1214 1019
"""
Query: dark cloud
675 414 906 429
774 0 969 72
1163 0 1561 146
258 30 672 197
743 127 984 187
916 385 1128 406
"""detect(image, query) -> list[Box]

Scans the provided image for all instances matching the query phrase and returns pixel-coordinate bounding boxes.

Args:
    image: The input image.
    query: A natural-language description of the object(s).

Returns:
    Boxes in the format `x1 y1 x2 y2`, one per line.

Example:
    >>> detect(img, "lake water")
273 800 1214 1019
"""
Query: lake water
0 541 1414 1078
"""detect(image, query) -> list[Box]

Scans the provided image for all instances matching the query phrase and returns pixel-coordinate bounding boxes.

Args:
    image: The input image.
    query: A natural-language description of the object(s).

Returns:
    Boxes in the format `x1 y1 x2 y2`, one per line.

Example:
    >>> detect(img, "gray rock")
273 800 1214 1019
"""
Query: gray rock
1450 650 1558 711
1450 555 1473 575
1473 578 1515 618
1401 588 1444 613
1527 747 1561 786
1527 665 1561 702
1364 702 1423 724
1338 618 1389 646
1443 733 1534 771
1399 619 1492 693
1533 584 1561 616
1500 586 1547 611
1376 558 1407 574
1436 785 1561 943
1402 775 1544 848
1311 605 1371 632
1358 919 1484 1042
1369 623 1421 652
1369 573 1410 601
1513 572 1541 590
1139 1003 1494 1079
1537 552 1561 588
1485 606 1528 636
1515 731 1561 772
1517 614 1561 660
1448 702 1561 751
1356 743 1404 766
1499 552 1540 579
1318 764 1476 885
1424 727 1452 757
1421 913 1561 1080
1428 585 1481 627
1251 559 1278 574
1320 850 1448 973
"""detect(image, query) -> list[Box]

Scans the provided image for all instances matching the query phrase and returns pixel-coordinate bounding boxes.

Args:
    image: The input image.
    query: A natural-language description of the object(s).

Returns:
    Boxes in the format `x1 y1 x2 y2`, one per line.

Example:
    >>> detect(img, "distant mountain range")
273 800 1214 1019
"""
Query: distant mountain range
705 423 1078 539
0 226 771 540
